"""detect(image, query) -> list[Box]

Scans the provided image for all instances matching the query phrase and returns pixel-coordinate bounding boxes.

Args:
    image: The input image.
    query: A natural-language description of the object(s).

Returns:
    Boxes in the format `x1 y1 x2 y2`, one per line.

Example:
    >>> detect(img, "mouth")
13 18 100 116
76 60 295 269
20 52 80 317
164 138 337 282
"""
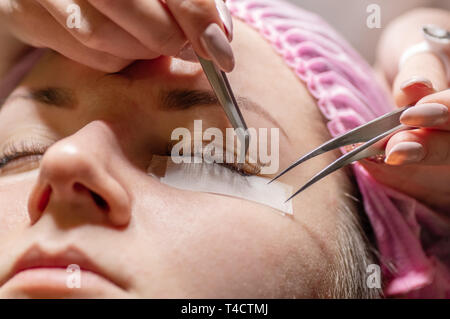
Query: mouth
1 245 126 298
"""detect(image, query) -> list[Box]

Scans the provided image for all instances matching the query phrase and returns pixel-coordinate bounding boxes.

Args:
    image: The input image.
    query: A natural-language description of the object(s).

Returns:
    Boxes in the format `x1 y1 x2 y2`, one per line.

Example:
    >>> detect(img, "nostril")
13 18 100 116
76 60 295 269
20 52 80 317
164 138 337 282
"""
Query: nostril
90 191 109 211
38 186 52 213
73 183 110 212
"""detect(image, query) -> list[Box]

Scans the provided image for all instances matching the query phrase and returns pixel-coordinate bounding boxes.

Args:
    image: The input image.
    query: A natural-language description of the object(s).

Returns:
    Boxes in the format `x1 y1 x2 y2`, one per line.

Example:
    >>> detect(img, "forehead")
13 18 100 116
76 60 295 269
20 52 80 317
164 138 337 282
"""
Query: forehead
229 20 327 151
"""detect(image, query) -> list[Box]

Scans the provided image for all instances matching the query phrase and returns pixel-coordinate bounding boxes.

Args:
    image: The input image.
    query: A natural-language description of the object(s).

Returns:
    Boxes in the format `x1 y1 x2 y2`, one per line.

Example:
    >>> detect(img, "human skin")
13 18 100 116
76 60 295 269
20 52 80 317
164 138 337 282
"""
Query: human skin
0 20 349 298
363 8 450 213
0 0 234 72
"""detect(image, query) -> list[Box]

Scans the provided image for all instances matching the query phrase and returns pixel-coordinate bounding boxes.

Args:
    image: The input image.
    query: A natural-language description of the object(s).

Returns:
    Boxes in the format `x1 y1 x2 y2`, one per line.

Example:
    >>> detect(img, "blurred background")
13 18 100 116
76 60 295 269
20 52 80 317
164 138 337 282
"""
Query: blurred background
287 0 450 64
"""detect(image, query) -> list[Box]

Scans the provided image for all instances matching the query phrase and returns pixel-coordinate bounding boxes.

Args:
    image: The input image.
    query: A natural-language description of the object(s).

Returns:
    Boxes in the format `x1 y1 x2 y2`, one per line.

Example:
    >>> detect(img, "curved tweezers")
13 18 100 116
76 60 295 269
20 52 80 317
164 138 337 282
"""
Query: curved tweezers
270 106 412 201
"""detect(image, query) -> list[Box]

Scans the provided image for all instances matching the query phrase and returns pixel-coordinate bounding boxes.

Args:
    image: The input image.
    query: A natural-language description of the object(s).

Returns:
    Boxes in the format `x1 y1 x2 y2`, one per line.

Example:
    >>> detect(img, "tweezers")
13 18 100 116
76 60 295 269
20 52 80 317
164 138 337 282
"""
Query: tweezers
197 55 250 158
271 25 450 202
270 106 413 202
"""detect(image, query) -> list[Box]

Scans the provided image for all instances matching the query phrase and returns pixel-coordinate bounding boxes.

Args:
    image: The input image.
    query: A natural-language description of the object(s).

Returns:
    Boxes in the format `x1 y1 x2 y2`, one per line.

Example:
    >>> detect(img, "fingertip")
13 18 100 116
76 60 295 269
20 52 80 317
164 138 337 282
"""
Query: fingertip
385 141 425 166
400 76 434 91
200 23 235 72
399 103 449 127
394 52 447 106
395 76 436 106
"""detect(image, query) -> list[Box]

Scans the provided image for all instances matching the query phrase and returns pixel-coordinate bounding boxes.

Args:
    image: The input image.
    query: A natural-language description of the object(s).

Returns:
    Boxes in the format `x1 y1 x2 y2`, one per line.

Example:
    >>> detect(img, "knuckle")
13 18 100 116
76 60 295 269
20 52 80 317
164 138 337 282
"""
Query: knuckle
1 0 29 25
0 0 21 15
178 0 216 18
431 135 450 163
146 23 185 55
157 30 185 56
75 24 105 50
390 130 417 144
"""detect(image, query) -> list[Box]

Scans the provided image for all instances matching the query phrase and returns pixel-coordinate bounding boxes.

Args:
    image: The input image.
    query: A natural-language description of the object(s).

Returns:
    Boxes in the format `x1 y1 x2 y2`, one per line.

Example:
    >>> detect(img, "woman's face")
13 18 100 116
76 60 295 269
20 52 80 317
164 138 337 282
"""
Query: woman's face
0 20 346 298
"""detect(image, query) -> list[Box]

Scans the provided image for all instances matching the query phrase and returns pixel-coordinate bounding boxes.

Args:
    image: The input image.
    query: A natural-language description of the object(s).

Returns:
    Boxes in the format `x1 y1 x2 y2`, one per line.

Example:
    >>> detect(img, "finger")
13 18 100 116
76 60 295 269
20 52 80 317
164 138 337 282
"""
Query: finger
36 0 156 60
8 1 131 72
400 89 450 130
384 129 450 166
88 0 186 58
166 0 235 72
393 51 448 107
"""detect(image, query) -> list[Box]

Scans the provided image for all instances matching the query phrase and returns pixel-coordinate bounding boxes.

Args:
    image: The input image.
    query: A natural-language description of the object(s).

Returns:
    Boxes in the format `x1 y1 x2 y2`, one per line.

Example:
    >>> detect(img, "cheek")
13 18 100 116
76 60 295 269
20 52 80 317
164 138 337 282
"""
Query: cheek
129 183 329 298
0 173 35 237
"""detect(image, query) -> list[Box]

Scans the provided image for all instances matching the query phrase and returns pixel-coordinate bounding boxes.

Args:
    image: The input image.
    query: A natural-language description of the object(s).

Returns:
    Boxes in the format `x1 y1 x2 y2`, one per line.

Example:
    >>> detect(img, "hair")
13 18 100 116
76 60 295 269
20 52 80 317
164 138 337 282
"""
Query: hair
226 1 394 298
322 167 383 299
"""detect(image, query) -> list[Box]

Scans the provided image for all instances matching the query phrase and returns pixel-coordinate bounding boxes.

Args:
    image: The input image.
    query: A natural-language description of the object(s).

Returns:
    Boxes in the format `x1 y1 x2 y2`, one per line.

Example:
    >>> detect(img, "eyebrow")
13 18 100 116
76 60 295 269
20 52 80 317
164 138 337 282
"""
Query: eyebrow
1 87 76 109
2 87 288 138
160 89 288 138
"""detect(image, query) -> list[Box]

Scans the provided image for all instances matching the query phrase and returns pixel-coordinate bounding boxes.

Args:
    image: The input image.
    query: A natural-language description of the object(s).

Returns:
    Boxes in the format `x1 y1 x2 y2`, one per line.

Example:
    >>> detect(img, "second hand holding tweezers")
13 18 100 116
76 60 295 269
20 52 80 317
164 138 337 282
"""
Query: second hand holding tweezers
271 106 414 202
272 24 450 202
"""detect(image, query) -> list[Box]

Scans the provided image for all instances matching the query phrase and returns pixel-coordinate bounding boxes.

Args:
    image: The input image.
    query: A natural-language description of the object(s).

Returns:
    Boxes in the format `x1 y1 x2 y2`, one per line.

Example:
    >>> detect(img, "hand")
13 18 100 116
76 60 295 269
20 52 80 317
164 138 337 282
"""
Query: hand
388 35 449 168
363 60 450 213
386 90 449 167
367 8 450 213
0 0 234 72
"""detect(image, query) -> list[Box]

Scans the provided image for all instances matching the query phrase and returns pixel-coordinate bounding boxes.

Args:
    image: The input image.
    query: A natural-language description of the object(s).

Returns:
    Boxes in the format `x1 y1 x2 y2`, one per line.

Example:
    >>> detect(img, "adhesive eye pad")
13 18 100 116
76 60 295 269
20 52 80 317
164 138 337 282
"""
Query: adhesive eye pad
148 156 293 216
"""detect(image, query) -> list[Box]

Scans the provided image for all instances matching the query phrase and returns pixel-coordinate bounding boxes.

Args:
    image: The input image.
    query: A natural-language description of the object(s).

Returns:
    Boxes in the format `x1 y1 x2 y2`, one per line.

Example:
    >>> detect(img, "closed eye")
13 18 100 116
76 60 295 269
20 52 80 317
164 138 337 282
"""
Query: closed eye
0 141 48 175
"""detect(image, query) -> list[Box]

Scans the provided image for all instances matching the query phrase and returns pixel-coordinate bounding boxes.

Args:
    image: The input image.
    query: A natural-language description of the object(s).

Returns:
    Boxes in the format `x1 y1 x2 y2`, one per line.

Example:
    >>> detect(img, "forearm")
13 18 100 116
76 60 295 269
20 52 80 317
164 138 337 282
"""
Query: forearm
376 7 450 85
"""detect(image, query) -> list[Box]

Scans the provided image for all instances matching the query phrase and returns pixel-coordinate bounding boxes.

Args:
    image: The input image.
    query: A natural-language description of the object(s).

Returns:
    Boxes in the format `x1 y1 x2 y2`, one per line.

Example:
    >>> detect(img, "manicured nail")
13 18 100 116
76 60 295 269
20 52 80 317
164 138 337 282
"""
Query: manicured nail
385 142 425 165
400 76 434 91
200 23 235 72
400 103 449 126
215 0 233 41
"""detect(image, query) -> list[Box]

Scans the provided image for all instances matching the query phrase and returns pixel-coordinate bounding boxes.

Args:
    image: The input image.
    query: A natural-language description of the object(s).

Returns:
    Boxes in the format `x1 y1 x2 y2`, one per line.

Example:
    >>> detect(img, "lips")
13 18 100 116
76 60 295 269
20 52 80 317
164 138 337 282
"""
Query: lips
12 246 100 275
1 245 124 297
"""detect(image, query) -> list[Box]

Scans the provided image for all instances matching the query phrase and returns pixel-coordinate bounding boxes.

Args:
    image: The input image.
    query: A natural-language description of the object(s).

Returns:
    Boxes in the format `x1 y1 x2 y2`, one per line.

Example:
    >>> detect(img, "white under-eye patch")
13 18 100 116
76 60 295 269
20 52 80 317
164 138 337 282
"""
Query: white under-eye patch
147 156 293 216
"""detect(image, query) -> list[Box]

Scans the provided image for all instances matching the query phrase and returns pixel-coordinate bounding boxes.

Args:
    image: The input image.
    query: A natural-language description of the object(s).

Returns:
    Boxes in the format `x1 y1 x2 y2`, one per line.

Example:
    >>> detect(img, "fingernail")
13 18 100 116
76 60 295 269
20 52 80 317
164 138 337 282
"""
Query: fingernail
175 43 198 62
400 76 434 91
400 103 449 126
385 141 425 165
215 0 233 41
200 23 235 72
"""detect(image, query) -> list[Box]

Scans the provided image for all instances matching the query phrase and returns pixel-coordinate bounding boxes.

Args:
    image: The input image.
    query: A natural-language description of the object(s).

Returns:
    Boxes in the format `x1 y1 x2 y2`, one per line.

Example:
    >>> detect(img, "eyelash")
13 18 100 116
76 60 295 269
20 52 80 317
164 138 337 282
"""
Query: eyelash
0 141 48 170
0 142 261 177
163 150 261 177
219 162 260 176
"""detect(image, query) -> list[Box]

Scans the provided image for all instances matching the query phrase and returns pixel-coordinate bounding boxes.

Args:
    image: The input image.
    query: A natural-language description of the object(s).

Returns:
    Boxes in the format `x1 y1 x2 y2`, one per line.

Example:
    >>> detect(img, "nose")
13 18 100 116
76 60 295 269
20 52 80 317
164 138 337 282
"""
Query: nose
28 121 131 226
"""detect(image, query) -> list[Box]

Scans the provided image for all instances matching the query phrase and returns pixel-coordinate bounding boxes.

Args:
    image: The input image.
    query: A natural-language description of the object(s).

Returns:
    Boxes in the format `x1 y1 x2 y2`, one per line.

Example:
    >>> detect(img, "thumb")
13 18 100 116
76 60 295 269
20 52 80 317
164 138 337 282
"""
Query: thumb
393 51 447 107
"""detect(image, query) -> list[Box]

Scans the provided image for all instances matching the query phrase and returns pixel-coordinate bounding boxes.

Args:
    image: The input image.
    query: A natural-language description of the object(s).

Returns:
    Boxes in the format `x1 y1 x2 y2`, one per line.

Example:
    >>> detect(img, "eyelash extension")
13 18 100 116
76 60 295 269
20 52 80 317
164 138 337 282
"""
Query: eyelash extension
165 140 263 177
0 141 48 169
163 148 262 177
218 161 260 177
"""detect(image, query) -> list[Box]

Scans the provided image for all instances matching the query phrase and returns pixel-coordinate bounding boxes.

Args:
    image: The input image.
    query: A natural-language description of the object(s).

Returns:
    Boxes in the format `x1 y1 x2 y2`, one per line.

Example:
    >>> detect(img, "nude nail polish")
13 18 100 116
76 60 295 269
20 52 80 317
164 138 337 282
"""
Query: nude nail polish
200 23 235 72
215 0 233 41
400 103 449 126
385 142 425 165
400 76 434 91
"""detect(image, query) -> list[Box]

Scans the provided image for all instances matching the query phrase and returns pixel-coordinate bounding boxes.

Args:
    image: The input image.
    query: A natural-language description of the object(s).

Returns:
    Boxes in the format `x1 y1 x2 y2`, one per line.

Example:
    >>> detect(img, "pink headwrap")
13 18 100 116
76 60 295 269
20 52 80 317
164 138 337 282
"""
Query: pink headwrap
227 0 450 298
